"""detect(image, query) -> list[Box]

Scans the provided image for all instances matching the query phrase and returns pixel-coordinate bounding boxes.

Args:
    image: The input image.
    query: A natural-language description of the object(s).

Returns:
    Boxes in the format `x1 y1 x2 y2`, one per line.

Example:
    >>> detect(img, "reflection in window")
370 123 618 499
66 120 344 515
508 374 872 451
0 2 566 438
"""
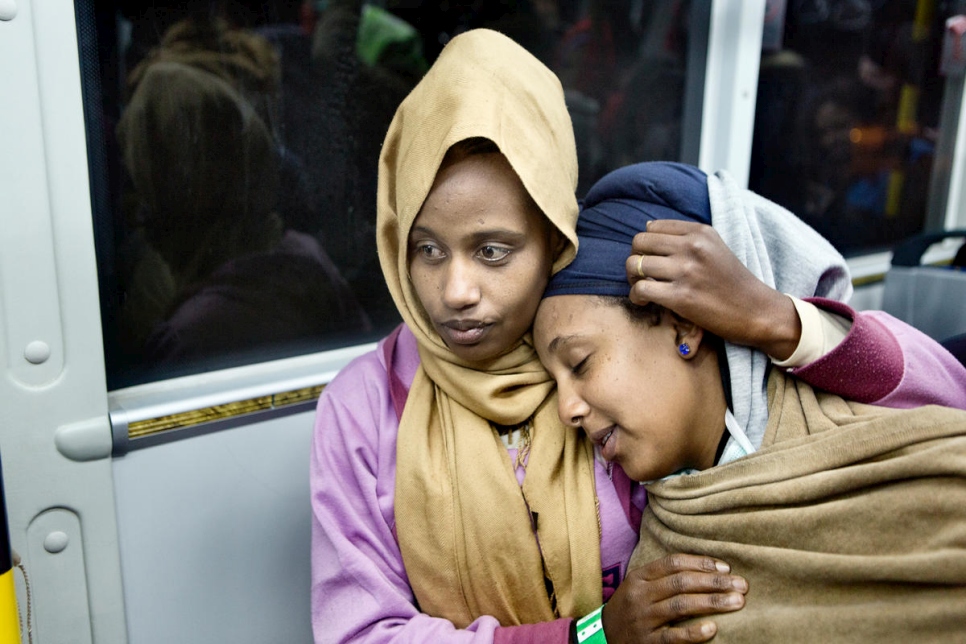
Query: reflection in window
750 0 951 257
78 0 701 389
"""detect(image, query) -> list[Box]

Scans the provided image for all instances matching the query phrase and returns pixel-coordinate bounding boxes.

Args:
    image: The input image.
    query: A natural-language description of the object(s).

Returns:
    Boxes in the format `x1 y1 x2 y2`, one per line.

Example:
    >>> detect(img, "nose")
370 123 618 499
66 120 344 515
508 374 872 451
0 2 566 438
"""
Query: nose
557 381 589 429
441 257 481 310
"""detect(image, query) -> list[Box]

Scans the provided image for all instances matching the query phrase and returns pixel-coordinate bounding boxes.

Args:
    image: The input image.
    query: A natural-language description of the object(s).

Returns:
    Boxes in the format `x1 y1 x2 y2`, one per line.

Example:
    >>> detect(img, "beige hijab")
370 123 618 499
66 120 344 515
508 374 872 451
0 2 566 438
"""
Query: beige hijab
377 29 601 626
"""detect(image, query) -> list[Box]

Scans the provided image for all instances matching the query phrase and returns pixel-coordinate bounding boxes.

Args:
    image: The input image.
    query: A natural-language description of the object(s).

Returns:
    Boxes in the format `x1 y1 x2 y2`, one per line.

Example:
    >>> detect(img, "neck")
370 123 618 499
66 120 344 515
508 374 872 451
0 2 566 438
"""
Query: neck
692 347 730 471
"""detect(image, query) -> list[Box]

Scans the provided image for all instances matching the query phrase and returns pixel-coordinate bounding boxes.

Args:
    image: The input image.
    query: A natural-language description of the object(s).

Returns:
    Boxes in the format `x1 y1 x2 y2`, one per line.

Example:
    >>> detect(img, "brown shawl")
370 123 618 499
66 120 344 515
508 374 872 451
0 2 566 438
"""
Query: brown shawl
630 371 966 642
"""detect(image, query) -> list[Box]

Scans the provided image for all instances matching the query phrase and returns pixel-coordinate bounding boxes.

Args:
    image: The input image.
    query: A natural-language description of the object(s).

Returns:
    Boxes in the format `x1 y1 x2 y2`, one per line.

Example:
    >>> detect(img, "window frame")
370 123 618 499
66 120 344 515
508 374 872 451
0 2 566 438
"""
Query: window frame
104 0 966 448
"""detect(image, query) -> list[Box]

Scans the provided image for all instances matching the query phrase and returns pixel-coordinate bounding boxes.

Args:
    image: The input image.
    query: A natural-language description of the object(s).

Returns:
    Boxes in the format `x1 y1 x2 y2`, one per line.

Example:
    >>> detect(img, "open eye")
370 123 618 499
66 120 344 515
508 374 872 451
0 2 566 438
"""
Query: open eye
413 242 445 263
478 245 511 263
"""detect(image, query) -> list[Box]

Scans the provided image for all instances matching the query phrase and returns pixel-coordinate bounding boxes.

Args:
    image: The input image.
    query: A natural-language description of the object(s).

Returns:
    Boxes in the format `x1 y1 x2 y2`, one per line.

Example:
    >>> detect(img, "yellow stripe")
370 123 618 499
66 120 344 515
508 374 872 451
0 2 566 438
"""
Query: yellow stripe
0 569 19 643
896 84 919 134
127 384 325 439
912 0 935 42
850 257 954 289
851 272 886 288
885 170 905 218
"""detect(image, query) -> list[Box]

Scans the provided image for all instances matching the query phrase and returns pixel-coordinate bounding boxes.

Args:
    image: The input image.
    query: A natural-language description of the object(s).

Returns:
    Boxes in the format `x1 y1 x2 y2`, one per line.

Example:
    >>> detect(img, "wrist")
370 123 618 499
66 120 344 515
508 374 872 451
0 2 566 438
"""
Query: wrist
574 605 607 644
756 292 801 361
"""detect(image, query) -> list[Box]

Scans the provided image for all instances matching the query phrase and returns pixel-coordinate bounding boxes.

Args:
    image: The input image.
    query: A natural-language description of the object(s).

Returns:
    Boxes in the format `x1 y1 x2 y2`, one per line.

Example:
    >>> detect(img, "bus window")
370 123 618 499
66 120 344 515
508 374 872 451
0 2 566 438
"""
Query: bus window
749 0 952 257
78 0 707 389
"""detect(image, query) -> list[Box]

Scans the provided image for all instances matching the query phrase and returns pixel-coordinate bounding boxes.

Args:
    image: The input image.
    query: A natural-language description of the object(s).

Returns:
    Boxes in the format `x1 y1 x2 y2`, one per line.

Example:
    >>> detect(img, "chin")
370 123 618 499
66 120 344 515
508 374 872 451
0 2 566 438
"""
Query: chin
624 461 671 484
451 344 496 365
620 462 650 484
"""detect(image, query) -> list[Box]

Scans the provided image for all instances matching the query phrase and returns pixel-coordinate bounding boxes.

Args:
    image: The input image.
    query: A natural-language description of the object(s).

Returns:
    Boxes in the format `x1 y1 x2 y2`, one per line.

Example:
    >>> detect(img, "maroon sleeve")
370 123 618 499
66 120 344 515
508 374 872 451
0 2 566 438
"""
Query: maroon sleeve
789 297 903 403
494 619 573 644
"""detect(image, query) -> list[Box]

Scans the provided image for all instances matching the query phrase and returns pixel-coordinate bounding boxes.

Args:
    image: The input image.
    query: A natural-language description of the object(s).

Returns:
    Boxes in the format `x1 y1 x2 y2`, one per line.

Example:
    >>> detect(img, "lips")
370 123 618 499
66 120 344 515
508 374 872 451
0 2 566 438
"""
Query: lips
589 425 618 461
440 319 491 346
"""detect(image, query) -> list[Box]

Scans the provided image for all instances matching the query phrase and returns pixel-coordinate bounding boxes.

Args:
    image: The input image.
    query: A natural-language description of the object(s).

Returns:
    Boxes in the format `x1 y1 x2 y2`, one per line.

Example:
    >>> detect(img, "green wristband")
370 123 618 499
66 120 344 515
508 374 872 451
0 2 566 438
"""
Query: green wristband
575 605 607 644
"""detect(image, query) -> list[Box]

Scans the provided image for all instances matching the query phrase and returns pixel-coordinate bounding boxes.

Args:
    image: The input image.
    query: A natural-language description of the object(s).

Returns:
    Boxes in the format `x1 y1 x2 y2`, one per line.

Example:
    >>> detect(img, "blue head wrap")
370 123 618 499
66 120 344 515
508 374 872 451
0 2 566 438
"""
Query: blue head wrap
544 162 712 298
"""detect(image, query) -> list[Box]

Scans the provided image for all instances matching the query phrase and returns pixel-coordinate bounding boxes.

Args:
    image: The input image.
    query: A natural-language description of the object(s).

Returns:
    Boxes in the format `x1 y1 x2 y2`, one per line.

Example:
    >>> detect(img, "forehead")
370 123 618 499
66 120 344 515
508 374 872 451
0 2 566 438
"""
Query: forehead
536 296 619 347
413 153 547 232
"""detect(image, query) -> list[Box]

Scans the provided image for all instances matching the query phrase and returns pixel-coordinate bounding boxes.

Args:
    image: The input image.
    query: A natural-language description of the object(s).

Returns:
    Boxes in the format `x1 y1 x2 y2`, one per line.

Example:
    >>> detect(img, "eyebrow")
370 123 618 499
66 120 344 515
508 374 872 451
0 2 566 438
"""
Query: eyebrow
409 225 435 239
409 225 528 245
547 333 579 355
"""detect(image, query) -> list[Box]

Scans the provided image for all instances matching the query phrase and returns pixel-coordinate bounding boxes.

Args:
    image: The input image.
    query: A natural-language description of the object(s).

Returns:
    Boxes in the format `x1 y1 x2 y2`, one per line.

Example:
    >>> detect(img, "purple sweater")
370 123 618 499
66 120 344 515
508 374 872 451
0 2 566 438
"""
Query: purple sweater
310 302 966 643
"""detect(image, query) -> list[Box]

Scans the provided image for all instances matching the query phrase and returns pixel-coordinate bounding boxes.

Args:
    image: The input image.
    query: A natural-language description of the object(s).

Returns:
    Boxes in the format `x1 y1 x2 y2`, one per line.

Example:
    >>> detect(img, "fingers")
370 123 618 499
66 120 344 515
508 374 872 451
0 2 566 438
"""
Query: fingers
644 621 718 644
628 233 682 271
637 553 733 579
654 585 747 618
641 570 748 606
625 254 679 285
634 582 746 643
629 554 748 620
626 222 718 287
630 220 709 255
628 276 666 307
643 218 704 238
602 555 748 644
603 595 727 644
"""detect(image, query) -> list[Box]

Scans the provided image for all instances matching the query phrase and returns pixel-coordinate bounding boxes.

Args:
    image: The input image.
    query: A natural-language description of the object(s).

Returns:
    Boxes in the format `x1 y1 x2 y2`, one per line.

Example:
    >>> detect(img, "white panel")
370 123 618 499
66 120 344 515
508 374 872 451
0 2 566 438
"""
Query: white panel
698 0 766 187
849 282 885 312
112 412 315 644
0 0 63 389
26 510 93 644
945 70 966 230
0 0 127 642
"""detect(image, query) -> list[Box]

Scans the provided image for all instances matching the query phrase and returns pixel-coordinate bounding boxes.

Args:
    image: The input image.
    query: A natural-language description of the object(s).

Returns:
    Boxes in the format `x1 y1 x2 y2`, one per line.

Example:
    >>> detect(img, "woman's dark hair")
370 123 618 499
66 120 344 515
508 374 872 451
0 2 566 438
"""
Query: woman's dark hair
599 295 663 326
442 137 502 166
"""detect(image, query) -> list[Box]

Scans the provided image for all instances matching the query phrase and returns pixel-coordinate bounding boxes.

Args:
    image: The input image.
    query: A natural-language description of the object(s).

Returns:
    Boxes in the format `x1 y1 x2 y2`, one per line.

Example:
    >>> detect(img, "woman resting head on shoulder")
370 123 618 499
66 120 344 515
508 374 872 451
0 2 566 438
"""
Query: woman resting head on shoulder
534 161 966 642
536 163 732 481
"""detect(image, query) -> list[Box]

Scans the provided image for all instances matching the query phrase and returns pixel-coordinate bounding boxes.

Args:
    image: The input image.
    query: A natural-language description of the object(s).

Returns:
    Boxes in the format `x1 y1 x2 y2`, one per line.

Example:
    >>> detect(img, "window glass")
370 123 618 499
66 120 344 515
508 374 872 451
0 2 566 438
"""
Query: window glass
750 0 954 257
78 0 704 389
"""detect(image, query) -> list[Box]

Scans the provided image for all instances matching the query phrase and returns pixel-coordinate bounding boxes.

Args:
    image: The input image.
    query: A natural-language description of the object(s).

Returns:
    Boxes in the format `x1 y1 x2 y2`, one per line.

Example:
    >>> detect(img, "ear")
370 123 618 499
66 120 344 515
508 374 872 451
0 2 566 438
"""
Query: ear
667 312 706 360
551 228 569 256
547 229 570 275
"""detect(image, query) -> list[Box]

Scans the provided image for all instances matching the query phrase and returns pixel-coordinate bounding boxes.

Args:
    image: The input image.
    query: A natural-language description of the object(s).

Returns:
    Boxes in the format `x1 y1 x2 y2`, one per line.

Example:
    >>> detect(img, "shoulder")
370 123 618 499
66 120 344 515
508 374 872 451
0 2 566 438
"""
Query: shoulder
314 324 419 443
322 324 419 400
317 341 389 419
312 326 419 502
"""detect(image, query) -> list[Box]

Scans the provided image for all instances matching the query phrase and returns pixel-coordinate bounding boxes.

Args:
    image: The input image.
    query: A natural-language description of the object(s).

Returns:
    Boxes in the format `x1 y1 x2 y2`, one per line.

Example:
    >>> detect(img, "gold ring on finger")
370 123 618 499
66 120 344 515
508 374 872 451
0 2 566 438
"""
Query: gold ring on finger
636 254 646 278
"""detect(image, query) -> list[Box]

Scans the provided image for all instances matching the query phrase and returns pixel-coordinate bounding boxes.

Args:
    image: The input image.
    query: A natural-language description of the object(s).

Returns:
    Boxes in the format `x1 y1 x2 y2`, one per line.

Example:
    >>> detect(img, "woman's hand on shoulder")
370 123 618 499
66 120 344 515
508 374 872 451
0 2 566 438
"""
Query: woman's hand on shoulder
600 553 747 644
625 220 800 360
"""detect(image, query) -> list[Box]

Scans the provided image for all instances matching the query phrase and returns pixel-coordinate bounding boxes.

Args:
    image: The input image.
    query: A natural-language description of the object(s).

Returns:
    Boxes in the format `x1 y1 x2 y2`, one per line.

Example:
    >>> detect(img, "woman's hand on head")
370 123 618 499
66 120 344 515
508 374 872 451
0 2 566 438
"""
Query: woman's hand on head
601 554 747 644
625 220 801 361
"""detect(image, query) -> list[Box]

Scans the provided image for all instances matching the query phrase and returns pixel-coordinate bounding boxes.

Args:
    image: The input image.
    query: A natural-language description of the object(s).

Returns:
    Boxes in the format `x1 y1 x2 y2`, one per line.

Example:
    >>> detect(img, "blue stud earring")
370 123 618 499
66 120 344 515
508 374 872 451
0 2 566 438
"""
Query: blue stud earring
678 343 691 357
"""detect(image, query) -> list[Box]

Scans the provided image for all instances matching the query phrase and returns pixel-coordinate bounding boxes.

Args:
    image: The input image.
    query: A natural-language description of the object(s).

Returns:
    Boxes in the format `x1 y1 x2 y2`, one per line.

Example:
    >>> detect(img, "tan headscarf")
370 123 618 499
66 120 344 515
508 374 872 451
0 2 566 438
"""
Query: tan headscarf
377 29 601 627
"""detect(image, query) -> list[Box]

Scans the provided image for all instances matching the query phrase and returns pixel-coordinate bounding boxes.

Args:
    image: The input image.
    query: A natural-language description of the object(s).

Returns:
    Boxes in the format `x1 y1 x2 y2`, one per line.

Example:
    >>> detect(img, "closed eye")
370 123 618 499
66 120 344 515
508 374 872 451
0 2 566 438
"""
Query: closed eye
571 355 589 376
